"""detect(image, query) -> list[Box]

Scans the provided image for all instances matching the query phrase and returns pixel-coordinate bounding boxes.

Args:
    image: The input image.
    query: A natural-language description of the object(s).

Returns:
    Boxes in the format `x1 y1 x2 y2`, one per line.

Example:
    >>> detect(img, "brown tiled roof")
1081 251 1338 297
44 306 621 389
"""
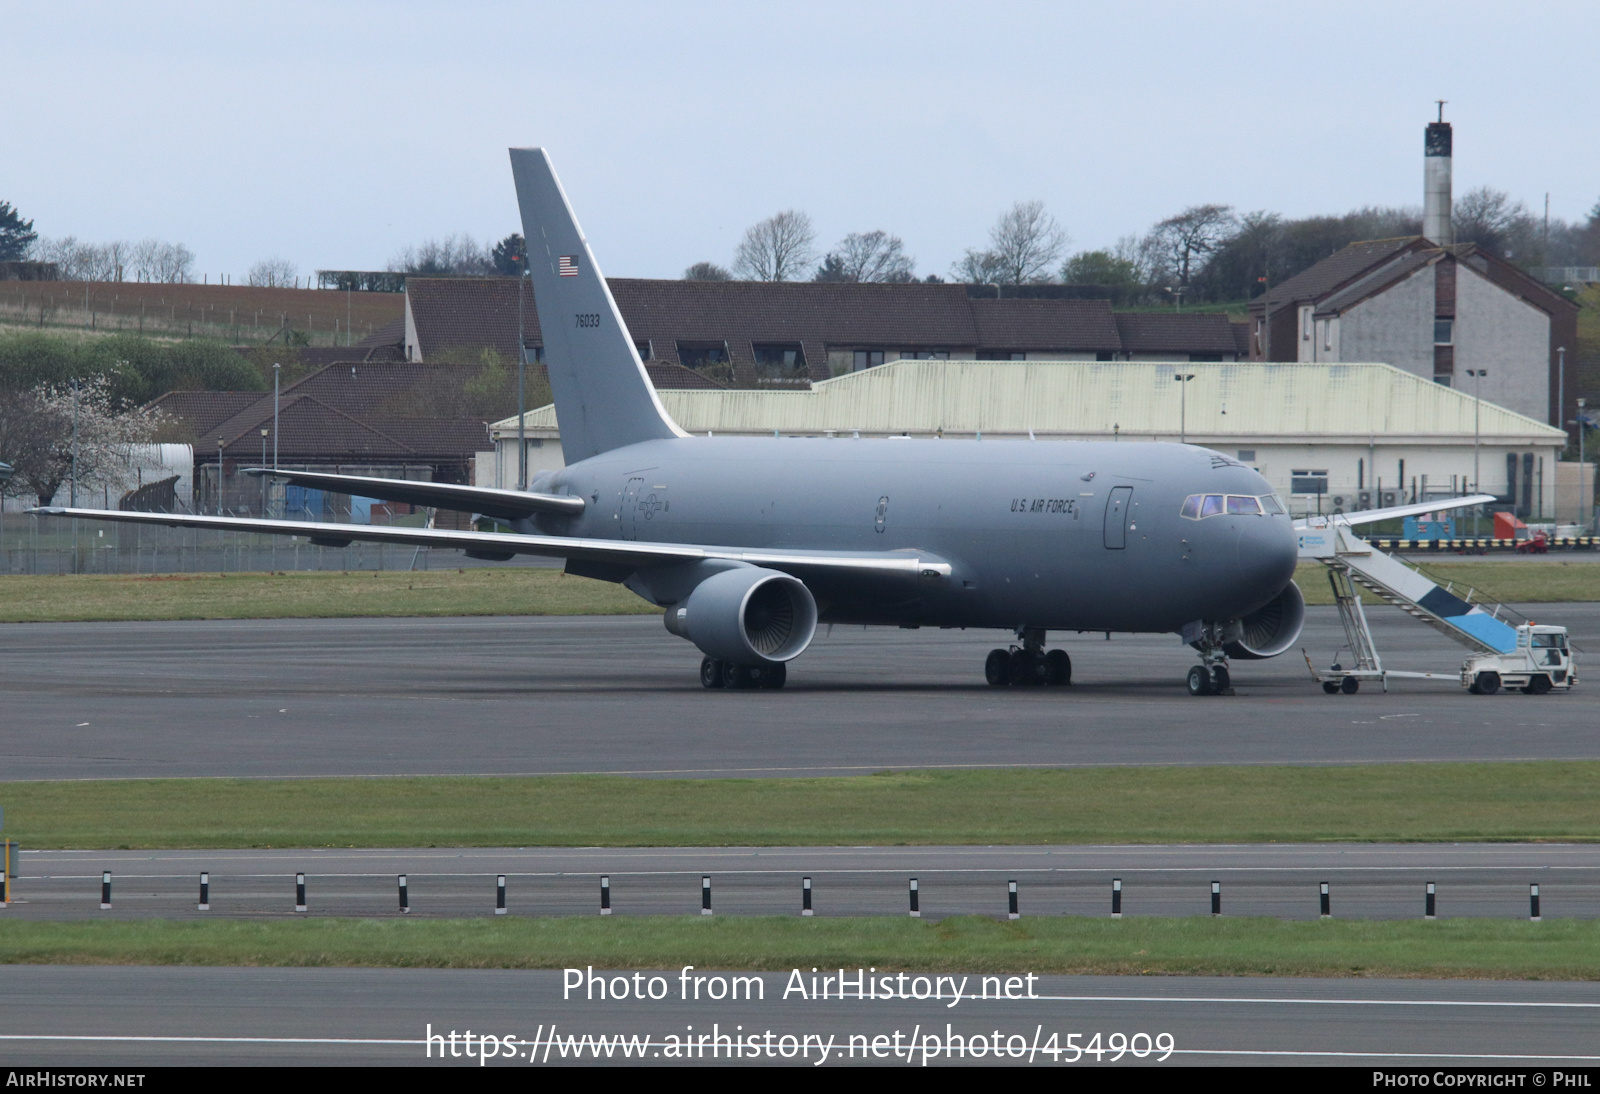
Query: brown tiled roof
355 316 405 349
146 391 265 435
1230 321 1252 357
643 361 727 389
1258 237 1430 311
1114 312 1240 355
405 277 535 362
1314 249 1440 317
968 298 1120 351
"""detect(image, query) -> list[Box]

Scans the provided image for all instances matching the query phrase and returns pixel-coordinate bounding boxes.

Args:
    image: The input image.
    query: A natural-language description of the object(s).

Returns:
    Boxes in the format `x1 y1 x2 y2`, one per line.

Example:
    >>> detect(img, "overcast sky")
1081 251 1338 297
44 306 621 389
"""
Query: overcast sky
8 1 1597 282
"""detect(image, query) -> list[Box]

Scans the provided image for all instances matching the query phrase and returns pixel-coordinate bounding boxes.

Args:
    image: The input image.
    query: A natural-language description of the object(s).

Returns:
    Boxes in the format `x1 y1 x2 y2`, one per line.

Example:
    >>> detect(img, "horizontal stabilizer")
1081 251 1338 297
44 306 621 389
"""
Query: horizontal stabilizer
242 468 583 520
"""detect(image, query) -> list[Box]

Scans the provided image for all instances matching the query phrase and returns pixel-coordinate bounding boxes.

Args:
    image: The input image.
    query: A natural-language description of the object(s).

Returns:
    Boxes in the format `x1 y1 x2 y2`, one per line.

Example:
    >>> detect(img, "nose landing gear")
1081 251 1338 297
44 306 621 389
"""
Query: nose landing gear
984 628 1072 687
1184 621 1235 697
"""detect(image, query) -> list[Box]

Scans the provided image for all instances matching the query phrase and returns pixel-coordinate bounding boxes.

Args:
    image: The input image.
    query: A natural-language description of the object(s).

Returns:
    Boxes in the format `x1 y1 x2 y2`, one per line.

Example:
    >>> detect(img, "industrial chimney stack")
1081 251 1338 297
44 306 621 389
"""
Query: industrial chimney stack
1423 106 1453 246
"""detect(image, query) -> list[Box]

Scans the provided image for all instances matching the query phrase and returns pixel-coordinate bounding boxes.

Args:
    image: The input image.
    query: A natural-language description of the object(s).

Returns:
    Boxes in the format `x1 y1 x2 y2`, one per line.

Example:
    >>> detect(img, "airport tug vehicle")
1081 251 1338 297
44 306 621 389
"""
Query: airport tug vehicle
1296 513 1576 696
1458 623 1575 695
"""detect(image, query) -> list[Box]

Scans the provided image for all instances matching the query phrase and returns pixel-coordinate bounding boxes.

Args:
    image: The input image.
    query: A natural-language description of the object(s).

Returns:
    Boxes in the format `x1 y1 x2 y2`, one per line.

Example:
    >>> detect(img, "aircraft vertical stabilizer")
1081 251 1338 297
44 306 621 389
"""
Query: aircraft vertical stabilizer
508 148 686 462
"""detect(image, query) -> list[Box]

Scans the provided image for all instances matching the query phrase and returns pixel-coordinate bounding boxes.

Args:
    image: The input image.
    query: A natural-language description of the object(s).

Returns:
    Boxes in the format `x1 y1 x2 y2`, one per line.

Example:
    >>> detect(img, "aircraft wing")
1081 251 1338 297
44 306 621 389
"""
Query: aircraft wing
1294 494 1497 530
26 507 951 580
241 468 584 520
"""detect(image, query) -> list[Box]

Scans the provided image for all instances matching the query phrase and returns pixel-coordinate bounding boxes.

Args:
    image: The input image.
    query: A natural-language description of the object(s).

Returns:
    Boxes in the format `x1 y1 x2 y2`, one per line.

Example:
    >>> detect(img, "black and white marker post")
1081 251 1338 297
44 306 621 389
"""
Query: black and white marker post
701 876 712 916
0 868 7 910
600 875 611 916
1111 877 1122 918
398 874 409 914
100 871 111 910
496 875 507 916
198 872 210 912
802 876 813 916
1211 880 1221 916
909 877 920 918
1530 884 1541 922
1424 881 1436 919
1319 881 1330 919
1008 880 1019 920
295 872 307 913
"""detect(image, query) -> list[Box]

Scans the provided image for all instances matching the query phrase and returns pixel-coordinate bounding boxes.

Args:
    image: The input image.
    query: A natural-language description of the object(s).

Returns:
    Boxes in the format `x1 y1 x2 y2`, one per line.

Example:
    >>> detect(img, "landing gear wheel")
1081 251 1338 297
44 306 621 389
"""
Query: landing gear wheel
1526 674 1552 695
700 658 725 689
1209 665 1231 694
984 649 1009 686
1339 676 1360 695
724 664 756 689
1322 681 1340 694
761 662 787 689
1045 649 1072 686
1475 671 1501 695
1008 649 1042 686
1186 665 1213 696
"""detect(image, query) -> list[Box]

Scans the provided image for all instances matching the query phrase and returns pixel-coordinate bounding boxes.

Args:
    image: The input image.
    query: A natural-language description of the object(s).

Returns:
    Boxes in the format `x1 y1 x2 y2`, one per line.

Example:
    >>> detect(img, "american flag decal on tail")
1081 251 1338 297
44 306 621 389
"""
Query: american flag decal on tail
558 255 579 277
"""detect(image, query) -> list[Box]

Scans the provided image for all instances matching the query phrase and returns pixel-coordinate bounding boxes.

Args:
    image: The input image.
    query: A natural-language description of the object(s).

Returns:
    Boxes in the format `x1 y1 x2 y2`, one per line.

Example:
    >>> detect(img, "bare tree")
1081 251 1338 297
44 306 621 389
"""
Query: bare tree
949 247 1004 284
388 234 493 275
248 257 299 288
683 261 732 281
33 238 136 280
1148 203 1236 291
0 377 164 506
127 239 194 283
815 230 915 282
952 201 1069 284
1452 186 1535 256
733 210 817 281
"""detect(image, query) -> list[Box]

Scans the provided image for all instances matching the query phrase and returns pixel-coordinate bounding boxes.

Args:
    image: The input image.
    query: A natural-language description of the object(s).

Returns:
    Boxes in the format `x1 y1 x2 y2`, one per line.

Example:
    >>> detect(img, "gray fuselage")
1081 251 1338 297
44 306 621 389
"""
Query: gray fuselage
530 435 1299 634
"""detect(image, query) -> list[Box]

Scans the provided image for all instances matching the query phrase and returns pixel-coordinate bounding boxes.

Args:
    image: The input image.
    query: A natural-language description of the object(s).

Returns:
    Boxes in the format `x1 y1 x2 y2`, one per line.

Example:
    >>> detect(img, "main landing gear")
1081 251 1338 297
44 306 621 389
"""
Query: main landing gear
700 657 787 690
984 628 1072 687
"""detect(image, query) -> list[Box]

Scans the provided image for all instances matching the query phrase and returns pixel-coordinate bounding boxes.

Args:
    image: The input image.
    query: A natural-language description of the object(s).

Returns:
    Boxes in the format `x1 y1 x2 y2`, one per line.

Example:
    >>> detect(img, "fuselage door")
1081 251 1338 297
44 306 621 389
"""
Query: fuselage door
1104 486 1133 549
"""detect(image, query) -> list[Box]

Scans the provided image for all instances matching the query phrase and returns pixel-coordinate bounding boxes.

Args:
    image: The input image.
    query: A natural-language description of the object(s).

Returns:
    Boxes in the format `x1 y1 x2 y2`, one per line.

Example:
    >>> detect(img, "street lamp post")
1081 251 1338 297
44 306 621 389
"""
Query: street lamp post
259 428 269 514
1173 373 1195 444
1579 398 1589 530
1557 345 1566 440
272 363 280 469
216 438 225 517
1466 369 1488 536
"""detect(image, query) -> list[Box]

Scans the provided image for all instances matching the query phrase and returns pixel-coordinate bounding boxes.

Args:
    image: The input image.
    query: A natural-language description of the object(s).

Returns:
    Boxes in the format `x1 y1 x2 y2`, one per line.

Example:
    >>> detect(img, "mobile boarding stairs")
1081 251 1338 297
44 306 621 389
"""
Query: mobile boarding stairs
1295 498 1576 696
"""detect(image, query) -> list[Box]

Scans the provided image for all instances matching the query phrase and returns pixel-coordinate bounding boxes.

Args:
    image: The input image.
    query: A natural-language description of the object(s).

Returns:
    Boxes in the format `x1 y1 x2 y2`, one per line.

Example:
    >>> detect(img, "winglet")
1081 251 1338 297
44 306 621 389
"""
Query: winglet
508 148 686 462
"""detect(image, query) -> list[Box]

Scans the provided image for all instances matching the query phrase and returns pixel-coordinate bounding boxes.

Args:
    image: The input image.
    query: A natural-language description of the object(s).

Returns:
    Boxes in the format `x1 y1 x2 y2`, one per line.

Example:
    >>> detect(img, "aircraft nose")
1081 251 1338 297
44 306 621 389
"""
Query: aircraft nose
1237 518 1298 592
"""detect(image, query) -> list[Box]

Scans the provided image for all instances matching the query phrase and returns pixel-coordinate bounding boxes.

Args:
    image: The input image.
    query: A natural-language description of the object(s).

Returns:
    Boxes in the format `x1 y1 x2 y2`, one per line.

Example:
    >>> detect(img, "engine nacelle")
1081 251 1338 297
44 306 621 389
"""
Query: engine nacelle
1223 581 1305 660
662 566 818 665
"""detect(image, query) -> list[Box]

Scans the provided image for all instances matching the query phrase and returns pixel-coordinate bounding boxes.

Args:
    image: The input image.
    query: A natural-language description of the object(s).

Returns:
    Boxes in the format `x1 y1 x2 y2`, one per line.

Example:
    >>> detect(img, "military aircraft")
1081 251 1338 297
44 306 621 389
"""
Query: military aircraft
33 148 1461 695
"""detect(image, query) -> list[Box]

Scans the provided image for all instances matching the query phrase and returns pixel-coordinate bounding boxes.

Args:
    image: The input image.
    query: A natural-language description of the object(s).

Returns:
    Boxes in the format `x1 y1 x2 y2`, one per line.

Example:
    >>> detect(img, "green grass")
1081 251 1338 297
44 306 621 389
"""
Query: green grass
1295 559 1600 606
0 569 658 622
1 916 1595 979
6 763 1599 849
0 559 1592 624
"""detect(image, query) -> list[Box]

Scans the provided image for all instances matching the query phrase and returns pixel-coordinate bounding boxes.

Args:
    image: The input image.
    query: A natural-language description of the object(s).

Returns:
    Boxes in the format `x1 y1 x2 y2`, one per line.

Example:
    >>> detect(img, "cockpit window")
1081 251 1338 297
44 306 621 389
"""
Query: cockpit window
1181 493 1282 520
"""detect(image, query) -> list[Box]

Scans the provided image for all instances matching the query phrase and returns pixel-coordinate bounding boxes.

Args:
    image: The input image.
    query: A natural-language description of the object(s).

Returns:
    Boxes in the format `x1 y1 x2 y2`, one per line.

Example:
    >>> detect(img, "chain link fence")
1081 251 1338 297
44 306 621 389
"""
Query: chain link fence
0 513 554 575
